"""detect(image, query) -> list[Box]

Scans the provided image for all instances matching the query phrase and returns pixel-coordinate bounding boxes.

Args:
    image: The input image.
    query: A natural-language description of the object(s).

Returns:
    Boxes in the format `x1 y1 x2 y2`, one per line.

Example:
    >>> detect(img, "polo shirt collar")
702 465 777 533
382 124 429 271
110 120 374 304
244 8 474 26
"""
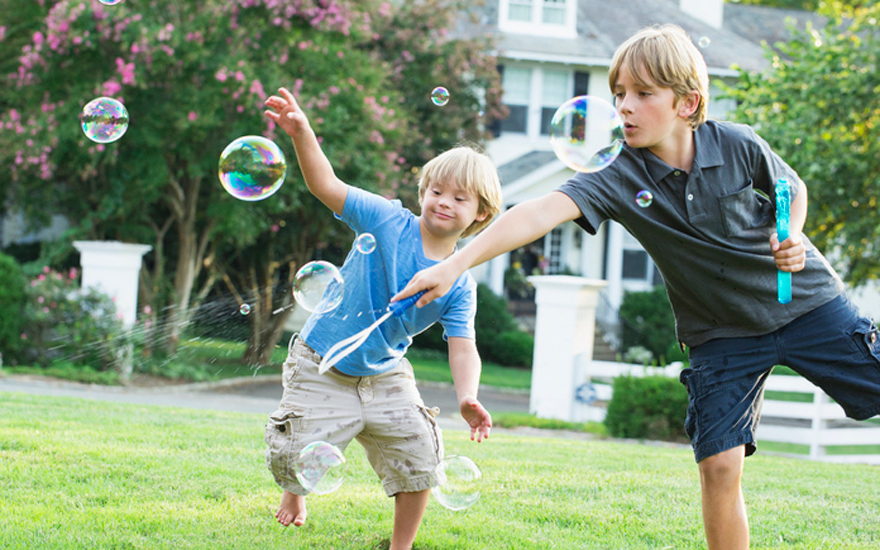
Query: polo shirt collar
638 122 726 183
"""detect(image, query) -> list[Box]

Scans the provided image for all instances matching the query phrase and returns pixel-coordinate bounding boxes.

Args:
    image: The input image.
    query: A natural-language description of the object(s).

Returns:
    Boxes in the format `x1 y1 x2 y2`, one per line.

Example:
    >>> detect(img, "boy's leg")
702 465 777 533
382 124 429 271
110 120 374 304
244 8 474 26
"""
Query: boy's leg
699 445 749 550
391 490 431 550
276 490 307 527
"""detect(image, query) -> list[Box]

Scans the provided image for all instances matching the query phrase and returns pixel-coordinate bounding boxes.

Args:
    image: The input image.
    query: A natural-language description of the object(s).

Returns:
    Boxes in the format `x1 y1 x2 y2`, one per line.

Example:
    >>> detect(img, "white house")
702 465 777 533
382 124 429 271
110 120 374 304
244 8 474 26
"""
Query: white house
458 0 876 345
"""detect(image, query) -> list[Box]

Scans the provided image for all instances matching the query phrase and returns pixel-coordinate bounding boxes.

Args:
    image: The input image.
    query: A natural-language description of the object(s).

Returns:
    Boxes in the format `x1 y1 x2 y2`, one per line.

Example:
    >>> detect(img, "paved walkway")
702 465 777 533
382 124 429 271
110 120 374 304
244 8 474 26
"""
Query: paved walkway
0 372 530 432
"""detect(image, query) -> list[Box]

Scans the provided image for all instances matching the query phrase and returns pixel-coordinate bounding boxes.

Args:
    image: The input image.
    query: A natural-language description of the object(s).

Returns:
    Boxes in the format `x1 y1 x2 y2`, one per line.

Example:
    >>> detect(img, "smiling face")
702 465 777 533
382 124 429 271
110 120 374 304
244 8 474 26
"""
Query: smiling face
419 180 487 240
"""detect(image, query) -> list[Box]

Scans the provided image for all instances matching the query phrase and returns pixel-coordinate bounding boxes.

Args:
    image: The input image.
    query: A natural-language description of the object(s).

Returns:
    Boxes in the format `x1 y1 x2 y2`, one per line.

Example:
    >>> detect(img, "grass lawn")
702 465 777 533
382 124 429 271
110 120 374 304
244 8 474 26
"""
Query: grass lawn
2 393 879 549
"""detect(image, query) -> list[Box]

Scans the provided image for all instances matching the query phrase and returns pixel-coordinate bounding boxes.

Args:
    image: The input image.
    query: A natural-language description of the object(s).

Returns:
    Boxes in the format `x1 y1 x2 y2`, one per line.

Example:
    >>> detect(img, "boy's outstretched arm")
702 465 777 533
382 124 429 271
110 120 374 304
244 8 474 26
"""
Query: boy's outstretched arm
447 337 491 442
393 191 582 307
264 87 347 215
771 178 807 273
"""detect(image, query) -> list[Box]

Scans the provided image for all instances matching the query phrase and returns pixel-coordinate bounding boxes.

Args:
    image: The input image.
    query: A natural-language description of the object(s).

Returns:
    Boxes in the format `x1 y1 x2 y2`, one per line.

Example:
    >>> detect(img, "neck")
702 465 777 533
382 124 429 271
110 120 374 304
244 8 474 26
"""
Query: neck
419 219 458 261
649 126 696 173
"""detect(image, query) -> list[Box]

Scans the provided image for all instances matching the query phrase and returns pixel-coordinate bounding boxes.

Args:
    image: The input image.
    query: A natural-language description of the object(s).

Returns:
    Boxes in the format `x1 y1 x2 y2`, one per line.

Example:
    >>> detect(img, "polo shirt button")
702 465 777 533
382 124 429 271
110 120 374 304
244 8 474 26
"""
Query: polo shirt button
687 194 694 201
674 170 681 176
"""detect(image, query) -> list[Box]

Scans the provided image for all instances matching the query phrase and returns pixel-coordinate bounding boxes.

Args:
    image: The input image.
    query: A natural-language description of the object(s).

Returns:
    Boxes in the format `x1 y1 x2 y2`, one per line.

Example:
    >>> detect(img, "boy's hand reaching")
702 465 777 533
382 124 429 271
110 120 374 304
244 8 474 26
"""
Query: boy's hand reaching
459 397 491 442
264 87 310 137
770 232 806 272
392 261 462 308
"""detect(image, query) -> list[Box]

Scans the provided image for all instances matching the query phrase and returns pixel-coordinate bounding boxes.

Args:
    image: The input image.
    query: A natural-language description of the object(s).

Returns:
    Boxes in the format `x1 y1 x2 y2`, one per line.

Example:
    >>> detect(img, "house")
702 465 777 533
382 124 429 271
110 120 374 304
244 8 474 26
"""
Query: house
459 0 844 345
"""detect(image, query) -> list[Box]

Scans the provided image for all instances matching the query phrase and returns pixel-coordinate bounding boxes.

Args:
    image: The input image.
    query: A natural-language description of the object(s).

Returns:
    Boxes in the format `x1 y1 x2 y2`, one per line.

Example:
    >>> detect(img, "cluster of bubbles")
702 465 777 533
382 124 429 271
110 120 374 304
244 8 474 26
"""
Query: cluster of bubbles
431 86 450 107
80 97 129 144
549 95 624 174
431 455 482 511
218 136 287 201
294 441 348 495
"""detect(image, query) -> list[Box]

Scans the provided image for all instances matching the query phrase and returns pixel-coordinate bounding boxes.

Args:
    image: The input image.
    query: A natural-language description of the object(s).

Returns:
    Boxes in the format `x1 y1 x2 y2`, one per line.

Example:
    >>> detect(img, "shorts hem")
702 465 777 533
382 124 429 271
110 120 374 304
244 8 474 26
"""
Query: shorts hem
382 472 440 497
693 434 756 463
278 479 309 496
848 401 880 421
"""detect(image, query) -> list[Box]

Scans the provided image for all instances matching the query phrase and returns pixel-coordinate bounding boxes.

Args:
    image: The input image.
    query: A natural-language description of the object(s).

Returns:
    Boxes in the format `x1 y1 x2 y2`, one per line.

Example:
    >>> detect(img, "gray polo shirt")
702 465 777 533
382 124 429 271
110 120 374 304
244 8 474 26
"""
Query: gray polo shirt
558 119 844 347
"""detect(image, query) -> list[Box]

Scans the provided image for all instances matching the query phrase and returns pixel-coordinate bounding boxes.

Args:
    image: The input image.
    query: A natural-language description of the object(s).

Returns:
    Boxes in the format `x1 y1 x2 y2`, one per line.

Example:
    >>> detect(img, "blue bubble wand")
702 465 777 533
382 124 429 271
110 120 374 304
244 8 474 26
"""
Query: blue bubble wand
318 291 426 374
775 178 792 304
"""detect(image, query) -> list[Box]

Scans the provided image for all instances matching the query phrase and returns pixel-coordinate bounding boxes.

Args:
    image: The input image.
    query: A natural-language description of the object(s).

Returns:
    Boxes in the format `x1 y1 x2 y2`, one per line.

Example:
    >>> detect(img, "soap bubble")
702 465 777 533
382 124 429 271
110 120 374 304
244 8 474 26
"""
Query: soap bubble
549 95 624 173
431 86 450 107
218 136 287 201
80 97 129 144
636 190 653 208
293 261 344 314
354 233 377 254
431 455 482 511
239 303 251 315
294 441 347 495
698 36 711 48
98 0 124 5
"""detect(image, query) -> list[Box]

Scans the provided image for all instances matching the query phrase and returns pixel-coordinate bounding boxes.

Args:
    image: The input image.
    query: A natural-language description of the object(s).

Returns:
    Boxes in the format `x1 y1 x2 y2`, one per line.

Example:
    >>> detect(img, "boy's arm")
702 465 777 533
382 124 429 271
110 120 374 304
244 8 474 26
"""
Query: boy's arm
393 191 582 306
447 336 491 442
772 178 807 272
264 87 347 215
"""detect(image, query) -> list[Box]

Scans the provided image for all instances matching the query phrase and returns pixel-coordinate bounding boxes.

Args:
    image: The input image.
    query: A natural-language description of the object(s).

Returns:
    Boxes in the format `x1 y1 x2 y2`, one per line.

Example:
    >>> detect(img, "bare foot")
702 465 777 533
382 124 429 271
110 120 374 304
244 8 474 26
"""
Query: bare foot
275 490 307 527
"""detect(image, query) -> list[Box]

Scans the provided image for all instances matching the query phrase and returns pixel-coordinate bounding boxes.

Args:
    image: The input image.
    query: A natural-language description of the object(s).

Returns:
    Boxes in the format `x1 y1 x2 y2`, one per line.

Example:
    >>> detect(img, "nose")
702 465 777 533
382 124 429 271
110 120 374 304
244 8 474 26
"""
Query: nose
616 95 631 114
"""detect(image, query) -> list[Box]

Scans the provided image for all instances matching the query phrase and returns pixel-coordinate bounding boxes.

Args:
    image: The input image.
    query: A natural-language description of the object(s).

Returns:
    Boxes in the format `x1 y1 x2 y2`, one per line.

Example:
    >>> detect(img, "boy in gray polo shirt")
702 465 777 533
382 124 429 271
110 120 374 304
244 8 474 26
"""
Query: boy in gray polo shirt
393 24 880 550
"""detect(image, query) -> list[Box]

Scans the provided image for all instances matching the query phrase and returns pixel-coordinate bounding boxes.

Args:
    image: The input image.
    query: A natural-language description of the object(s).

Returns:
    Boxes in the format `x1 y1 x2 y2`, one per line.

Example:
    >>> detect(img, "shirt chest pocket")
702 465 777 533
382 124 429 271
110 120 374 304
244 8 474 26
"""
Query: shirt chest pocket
717 183 773 238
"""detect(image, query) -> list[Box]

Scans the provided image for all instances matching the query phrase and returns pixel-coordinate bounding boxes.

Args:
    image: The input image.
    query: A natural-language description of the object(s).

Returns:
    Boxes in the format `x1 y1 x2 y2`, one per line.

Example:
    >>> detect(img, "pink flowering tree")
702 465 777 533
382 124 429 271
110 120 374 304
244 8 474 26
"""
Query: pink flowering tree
0 0 503 366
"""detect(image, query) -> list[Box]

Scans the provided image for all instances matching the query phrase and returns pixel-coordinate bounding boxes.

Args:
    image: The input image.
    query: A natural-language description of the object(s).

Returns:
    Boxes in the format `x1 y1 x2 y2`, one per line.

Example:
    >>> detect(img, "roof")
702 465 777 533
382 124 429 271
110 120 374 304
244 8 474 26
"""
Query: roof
497 150 559 185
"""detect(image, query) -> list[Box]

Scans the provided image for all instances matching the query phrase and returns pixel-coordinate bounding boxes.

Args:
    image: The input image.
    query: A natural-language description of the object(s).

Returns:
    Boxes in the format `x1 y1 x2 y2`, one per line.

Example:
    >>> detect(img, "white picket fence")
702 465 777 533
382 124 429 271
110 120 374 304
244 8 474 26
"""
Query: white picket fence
573 359 880 464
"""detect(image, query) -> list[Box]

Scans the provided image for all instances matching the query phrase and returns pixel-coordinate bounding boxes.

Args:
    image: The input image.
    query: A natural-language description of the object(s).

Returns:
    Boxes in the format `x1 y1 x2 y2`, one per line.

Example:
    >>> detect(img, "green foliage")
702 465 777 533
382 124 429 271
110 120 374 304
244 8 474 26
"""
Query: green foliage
725 0 818 9
726 1 880 287
0 252 27 362
604 374 690 443
19 266 128 372
619 285 684 364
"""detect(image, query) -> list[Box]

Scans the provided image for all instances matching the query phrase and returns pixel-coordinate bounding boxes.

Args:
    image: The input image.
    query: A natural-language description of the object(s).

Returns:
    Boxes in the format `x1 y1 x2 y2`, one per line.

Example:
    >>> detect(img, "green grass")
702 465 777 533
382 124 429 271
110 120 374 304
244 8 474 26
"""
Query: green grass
2 393 879 549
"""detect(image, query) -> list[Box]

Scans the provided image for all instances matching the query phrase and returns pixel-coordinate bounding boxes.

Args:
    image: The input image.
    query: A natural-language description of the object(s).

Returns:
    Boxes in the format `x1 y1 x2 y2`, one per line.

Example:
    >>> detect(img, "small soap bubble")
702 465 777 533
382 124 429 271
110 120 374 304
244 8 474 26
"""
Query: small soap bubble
431 86 450 107
294 441 347 495
239 303 251 315
431 455 482 511
354 233 377 254
698 36 711 48
98 0 124 5
293 261 344 314
218 136 287 201
549 95 624 173
80 97 129 144
636 190 654 208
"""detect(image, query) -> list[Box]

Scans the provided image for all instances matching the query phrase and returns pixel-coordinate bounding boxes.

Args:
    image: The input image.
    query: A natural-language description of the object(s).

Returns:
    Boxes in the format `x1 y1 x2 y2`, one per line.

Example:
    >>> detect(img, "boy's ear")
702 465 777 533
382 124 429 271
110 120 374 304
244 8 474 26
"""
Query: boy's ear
677 90 700 119
475 210 489 222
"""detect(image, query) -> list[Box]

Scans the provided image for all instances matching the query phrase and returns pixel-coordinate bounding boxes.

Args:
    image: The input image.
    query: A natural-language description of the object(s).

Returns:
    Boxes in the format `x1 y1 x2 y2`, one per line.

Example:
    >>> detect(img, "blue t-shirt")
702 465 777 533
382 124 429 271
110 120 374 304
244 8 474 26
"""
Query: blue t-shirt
301 187 477 376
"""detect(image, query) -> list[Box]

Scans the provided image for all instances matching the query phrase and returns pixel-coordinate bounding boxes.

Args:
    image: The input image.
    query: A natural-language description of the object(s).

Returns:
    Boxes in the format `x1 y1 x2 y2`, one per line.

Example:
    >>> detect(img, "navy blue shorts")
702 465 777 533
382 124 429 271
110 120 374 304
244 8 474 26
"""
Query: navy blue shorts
680 294 880 463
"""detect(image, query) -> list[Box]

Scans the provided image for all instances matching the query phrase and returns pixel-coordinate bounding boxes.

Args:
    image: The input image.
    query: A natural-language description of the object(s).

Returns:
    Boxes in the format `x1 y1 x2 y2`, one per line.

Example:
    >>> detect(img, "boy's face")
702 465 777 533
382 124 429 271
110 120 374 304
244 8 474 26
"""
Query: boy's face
420 180 486 239
613 62 691 152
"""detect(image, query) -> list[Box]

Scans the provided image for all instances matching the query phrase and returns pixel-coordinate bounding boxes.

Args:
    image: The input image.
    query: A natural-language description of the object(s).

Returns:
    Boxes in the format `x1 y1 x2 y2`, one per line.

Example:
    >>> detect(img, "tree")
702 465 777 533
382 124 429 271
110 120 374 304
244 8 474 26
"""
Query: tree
0 0 504 365
726 0 819 10
726 0 880 287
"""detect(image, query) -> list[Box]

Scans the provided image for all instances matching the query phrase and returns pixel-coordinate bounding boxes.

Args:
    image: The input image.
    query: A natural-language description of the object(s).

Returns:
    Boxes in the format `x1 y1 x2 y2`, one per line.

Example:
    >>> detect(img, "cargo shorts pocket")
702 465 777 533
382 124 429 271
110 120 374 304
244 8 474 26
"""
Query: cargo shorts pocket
264 408 310 483
415 404 443 459
847 318 880 365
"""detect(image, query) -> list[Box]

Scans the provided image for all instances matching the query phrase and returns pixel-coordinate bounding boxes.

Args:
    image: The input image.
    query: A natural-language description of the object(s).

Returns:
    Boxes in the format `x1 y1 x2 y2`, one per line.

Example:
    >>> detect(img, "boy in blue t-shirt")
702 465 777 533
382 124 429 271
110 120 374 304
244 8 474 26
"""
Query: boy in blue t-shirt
393 25 880 550
263 87 503 550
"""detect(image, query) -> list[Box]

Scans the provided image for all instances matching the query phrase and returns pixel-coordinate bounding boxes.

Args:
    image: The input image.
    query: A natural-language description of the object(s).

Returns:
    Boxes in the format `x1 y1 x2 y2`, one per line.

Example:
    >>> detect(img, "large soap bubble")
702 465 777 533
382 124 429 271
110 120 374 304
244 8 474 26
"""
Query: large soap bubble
431 455 482 511
218 136 287 201
549 95 624 173
294 441 347 495
293 261 344 314
80 97 129 144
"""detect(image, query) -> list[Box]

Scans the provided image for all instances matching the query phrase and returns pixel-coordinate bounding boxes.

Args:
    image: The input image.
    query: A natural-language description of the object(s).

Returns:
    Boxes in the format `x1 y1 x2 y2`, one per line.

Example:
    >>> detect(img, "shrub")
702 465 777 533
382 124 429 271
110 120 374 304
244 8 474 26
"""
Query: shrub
412 283 533 367
604 374 689 443
21 266 129 373
619 286 679 364
0 252 27 364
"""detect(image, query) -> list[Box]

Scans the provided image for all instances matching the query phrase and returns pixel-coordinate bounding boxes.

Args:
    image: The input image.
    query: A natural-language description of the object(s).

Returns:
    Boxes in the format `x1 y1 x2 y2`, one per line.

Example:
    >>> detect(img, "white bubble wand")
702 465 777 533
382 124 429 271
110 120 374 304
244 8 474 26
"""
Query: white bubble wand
318 291 425 374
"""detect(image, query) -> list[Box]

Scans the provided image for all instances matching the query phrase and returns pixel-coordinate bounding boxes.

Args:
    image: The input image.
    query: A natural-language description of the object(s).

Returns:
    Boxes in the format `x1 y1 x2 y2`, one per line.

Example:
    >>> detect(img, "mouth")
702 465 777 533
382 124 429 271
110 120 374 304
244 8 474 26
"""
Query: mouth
624 122 637 135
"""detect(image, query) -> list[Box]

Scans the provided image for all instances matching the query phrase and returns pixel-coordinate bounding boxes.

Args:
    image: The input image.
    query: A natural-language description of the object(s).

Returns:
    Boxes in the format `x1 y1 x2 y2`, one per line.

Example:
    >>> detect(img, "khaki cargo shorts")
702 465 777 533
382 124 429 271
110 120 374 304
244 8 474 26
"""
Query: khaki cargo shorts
264 336 444 497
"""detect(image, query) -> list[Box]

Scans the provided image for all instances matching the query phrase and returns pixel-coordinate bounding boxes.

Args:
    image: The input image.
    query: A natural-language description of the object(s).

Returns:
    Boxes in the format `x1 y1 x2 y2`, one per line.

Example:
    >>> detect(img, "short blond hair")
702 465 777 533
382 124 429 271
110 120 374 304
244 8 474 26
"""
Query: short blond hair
609 24 709 129
417 144 503 238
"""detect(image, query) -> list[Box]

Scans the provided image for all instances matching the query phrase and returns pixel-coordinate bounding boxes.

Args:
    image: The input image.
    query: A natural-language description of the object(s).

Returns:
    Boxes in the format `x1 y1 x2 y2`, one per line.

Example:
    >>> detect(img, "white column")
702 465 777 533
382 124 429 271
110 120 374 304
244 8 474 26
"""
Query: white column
527 275 608 421
605 221 625 313
73 241 152 328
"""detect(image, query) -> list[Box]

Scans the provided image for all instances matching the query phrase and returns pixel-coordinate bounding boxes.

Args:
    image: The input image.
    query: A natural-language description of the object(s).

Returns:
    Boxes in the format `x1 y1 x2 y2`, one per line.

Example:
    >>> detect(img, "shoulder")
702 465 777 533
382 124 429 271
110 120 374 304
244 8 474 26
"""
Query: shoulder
701 119 761 146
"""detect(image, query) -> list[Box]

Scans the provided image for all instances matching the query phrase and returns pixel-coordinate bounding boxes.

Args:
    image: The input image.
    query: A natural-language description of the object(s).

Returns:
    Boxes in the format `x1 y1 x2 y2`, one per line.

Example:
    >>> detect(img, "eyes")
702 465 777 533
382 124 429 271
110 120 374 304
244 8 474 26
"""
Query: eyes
430 187 467 202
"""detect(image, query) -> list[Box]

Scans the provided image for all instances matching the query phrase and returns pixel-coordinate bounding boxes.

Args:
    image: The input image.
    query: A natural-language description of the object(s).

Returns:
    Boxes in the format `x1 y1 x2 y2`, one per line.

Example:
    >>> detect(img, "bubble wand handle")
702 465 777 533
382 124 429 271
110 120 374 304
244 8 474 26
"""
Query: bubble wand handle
317 291 426 374
776 178 792 304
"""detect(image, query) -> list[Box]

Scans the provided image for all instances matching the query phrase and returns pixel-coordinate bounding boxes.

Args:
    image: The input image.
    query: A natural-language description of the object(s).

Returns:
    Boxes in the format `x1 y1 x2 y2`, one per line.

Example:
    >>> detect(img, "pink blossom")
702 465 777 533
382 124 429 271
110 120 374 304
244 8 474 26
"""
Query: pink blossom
271 224 280 232
237 105 244 113
21 333 27 340
143 305 152 315
378 2 391 17
188 111 197 122
69 267 78 279
38 296 45 303
0 26 6 42
215 69 228 82
234 71 245 82
131 43 140 54
115 58 136 85
43 307 49 313
33 31 44 46
102 79 122 96
43 266 50 273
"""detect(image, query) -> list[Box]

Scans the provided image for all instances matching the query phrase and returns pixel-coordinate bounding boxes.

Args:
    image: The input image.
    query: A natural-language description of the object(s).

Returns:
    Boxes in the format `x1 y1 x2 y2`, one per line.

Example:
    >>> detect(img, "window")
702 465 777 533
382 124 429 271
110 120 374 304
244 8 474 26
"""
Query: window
540 70 569 136
499 0 576 37
542 0 565 25
547 228 563 273
509 0 532 22
501 66 530 134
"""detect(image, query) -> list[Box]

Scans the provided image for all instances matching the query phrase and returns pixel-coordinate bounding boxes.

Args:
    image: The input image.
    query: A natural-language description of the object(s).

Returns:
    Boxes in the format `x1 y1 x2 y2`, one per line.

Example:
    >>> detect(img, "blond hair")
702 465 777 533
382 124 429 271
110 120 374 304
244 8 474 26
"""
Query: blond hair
417 144 503 238
609 24 709 129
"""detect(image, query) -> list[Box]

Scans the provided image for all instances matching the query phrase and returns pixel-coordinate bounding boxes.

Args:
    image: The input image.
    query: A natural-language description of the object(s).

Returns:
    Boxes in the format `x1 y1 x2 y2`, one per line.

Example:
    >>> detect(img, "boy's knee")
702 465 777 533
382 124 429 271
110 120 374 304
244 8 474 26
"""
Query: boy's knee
699 446 745 486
